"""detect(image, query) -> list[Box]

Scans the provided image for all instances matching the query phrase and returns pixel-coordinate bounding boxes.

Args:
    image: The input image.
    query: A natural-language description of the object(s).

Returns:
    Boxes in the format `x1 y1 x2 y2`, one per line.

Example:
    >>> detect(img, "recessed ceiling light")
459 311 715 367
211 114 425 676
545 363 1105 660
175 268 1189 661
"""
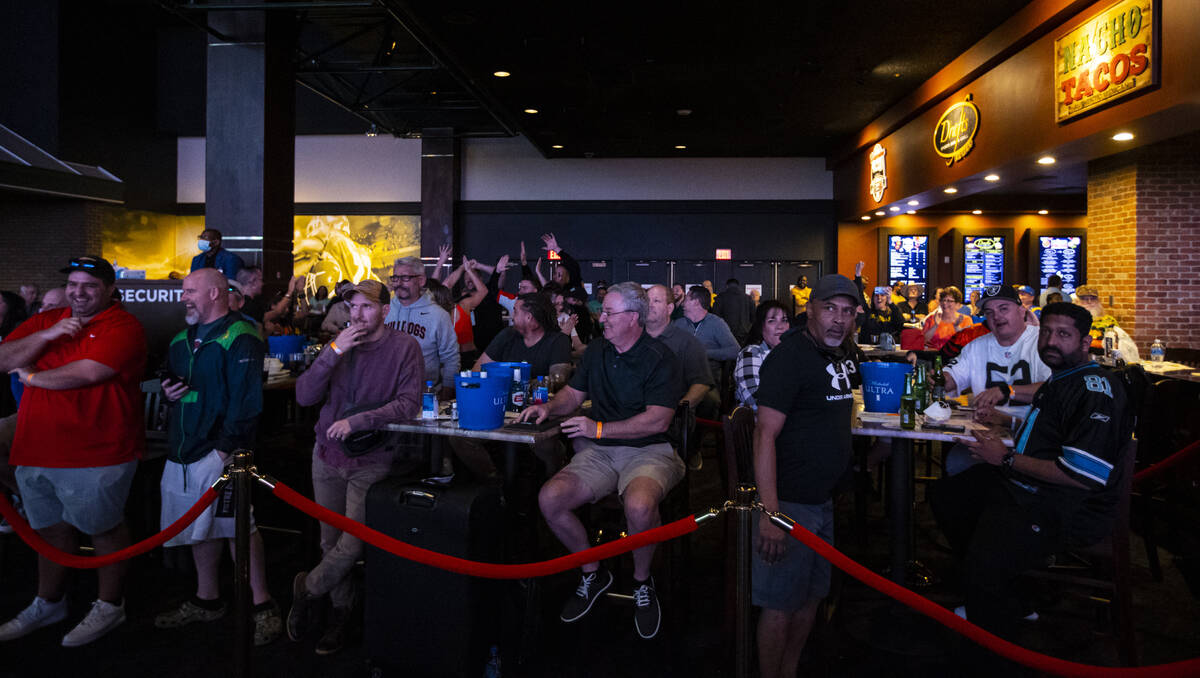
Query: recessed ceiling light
524 108 538 114
1037 155 1056 165
889 206 900 212
907 200 919 206
674 145 687 149
906 210 916 214
944 187 958 194
1112 132 1134 141
493 71 511 78
971 210 982 215
861 215 871 221
875 211 885 216
551 144 563 149
1037 209 1049 215
984 174 1000 182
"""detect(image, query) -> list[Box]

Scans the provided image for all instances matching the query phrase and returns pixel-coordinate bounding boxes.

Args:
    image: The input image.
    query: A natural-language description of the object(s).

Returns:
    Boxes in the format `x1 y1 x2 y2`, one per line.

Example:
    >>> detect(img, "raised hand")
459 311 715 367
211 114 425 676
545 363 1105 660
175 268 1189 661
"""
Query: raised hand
519 241 527 265
541 233 560 253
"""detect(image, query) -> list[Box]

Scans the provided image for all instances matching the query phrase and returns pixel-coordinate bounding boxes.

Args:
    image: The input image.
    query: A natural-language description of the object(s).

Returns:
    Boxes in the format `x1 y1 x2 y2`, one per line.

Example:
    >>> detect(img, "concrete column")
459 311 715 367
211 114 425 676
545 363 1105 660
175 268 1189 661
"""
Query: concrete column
420 127 460 258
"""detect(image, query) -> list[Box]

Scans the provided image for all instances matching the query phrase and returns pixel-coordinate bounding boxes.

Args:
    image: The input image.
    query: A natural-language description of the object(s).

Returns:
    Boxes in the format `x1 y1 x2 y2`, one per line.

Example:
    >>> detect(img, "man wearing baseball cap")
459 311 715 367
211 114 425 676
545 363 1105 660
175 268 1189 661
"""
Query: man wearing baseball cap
289 280 422 654
752 274 860 678
1073 284 1141 363
0 256 146 646
940 284 1052 474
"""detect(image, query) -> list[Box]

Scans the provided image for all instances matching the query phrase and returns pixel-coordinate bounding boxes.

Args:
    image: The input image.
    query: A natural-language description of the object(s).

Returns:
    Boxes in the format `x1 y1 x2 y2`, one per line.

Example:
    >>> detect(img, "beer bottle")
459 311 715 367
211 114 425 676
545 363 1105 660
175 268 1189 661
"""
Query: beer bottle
931 355 946 403
914 363 929 410
900 374 917 430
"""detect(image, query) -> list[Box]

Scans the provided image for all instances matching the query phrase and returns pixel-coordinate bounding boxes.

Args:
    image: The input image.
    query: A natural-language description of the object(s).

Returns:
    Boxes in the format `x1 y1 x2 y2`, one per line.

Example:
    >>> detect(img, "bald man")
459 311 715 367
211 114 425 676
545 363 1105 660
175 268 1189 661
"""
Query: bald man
153 268 282 644
190 227 244 280
38 288 68 313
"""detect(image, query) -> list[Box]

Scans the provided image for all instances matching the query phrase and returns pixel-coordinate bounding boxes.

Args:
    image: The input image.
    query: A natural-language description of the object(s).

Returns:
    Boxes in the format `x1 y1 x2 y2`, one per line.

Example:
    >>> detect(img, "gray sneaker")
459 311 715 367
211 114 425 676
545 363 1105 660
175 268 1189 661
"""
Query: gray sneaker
254 600 283 646
154 599 226 629
0 597 68 641
559 569 612 623
61 599 125 647
633 578 661 639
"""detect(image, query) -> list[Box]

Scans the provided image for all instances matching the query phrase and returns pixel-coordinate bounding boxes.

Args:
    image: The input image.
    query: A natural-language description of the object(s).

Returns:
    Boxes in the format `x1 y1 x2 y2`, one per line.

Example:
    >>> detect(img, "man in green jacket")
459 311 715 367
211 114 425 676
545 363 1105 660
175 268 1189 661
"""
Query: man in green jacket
152 268 281 646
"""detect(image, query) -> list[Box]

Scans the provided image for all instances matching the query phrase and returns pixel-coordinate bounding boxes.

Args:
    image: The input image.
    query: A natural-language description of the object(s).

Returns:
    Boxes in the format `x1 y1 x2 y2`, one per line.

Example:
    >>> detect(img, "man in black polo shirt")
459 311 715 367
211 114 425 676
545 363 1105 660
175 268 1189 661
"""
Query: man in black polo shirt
753 274 860 678
523 282 684 640
931 302 1130 642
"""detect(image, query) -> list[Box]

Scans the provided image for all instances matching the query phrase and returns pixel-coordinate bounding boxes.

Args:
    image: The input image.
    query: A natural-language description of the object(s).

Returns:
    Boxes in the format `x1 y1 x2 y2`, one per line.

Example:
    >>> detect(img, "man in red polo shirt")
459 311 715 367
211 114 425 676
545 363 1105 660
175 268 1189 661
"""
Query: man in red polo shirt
0 255 146 647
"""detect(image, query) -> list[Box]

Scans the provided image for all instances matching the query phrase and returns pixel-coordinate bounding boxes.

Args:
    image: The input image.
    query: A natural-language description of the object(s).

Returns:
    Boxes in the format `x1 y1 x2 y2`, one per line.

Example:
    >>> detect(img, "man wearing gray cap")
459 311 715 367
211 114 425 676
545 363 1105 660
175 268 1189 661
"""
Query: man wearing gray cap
752 274 860 678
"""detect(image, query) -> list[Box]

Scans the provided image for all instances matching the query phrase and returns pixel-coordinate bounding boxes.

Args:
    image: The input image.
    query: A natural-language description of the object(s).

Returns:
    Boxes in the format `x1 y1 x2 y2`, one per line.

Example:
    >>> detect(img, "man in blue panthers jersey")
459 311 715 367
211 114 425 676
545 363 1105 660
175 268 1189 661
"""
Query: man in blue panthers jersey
931 301 1130 642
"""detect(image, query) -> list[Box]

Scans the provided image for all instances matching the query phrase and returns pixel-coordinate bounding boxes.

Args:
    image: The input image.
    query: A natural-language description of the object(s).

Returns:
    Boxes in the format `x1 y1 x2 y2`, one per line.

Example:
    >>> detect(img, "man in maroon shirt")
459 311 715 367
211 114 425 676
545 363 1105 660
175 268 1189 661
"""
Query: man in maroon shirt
287 280 422 655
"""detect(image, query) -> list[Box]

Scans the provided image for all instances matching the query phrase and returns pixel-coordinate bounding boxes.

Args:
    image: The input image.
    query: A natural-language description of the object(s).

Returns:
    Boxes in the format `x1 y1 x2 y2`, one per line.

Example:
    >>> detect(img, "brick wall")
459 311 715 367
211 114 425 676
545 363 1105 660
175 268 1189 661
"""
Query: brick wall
1087 131 1200 353
0 201 108 295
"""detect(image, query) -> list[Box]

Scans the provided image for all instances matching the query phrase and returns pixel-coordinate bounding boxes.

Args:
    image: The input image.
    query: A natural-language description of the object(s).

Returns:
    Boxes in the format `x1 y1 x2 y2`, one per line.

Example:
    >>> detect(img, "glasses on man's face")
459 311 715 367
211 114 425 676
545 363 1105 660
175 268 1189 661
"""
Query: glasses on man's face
599 309 633 319
389 274 420 283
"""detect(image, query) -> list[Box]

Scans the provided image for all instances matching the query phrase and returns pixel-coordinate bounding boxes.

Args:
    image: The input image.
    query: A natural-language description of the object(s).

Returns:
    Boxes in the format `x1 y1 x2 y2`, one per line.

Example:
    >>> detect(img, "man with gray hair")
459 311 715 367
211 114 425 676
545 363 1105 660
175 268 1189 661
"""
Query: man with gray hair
384 256 459 393
522 282 685 640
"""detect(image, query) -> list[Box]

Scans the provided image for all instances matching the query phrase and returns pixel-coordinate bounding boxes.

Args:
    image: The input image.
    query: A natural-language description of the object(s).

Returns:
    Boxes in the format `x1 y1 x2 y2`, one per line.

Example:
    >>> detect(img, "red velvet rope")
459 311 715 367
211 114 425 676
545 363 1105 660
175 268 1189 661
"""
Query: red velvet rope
0 488 219 569
695 417 722 431
270 481 699 579
1133 441 1200 487
782 521 1200 677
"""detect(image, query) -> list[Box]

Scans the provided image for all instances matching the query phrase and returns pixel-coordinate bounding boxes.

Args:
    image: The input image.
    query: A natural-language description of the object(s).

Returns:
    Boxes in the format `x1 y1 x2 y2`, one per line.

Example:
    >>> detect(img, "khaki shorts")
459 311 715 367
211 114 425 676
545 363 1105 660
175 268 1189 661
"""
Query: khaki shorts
564 439 684 502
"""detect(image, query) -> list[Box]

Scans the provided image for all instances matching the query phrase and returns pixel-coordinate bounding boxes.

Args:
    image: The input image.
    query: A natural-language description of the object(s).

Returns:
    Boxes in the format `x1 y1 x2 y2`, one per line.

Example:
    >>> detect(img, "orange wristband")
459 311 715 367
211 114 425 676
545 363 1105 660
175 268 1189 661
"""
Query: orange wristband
330 341 344 355
596 421 603 439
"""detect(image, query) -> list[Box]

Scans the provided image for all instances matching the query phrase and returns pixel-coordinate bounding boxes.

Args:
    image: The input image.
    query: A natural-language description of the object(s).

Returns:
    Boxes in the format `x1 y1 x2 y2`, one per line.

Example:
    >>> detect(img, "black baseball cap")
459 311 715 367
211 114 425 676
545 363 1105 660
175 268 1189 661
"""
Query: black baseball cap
809 274 860 303
977 284 1021 311
60 256 116 285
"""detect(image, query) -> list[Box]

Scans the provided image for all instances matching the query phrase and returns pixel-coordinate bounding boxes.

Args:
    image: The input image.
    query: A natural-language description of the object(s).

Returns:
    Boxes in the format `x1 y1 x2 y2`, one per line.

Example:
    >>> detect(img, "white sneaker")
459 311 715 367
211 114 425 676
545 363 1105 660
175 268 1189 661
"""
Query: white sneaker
0 597 68 641
61 599 125 647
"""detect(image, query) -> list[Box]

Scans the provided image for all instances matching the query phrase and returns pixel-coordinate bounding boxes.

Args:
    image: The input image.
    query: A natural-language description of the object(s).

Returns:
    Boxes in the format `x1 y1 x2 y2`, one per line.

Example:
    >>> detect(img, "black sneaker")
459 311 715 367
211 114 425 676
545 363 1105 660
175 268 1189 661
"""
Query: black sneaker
315 606 350 656
559 569 612 623
287 571 316 642
632 578 661 639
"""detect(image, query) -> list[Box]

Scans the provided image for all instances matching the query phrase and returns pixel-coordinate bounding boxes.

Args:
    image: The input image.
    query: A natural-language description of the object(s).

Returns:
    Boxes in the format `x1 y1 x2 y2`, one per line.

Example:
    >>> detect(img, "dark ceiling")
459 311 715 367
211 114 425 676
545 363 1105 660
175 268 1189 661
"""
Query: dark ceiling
160 0 1037 159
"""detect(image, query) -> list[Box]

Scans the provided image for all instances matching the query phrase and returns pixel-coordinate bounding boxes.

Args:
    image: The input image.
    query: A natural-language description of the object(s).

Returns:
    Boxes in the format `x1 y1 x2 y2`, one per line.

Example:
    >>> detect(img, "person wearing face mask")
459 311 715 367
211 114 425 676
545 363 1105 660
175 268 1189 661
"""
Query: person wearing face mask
189 228 244 280
735 301 792 410
1072 285 1140 363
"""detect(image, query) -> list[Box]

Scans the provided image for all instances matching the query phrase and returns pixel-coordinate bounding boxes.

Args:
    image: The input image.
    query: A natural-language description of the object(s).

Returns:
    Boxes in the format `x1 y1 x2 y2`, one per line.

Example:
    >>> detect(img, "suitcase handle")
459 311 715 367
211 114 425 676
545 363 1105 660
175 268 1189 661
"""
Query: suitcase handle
402 489 436 509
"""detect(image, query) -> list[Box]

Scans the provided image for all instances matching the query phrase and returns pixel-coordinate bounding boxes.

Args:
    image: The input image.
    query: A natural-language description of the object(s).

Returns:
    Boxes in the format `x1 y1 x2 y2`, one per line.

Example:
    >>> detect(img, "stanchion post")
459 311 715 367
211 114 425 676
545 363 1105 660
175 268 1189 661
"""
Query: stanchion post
232 449 253 678
734 482 757 678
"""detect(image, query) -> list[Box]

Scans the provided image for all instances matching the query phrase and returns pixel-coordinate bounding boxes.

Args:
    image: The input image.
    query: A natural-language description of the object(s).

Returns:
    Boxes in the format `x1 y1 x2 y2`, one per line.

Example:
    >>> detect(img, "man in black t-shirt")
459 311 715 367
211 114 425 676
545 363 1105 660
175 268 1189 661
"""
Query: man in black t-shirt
931 302 1130 642
522 282 684 640
753 274 860 678
473 293 571 378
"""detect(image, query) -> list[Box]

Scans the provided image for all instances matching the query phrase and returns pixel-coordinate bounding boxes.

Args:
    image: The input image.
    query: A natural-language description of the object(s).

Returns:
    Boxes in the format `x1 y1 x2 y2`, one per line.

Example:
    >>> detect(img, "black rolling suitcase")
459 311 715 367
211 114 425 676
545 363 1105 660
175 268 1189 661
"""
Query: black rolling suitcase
365 477 505 677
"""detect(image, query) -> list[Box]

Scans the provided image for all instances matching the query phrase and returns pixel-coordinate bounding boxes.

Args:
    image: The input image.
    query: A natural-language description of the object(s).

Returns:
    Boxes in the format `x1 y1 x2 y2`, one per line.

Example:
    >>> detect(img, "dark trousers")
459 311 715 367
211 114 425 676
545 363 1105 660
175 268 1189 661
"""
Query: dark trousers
930 465 1066 641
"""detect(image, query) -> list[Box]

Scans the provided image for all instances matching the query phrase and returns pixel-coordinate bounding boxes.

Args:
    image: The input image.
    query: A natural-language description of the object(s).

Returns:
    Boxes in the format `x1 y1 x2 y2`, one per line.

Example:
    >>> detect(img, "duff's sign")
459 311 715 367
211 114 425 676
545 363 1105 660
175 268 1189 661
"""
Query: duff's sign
933 95 979 166
1055 0 1157 123
869 144 887 203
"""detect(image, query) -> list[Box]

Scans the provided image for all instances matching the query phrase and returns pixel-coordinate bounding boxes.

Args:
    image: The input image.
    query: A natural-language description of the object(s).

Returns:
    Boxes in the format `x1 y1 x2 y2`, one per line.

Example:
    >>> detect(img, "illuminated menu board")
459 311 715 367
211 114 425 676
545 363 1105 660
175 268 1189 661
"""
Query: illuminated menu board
1038 236 1082 295
887 235 928 286
963 235 1005 296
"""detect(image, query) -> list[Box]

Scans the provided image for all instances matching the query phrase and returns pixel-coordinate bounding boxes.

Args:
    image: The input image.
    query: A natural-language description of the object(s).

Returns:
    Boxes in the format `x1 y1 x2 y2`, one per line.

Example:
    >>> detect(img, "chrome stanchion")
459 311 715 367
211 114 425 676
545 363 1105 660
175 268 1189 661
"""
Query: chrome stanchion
729 483 760 678
231 449 253 678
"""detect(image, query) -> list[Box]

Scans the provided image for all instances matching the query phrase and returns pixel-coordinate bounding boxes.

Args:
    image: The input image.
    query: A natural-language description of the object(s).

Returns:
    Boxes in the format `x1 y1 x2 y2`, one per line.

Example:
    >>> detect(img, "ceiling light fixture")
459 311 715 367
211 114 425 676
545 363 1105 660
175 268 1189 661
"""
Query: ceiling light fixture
674 145 687 149
1112 132 1134 141
984 174 1000 182
889 206 900 212
524 108 538 114
551 144 564 149
943 187 958 194
1037 155 1056 165
676 109 693 116
493 71 511 78
906 210 916 214
1037 209 1049 215
875 211 885 216
972 210 982 215
907 200 919 206
365 124 378 137
861 215 871 221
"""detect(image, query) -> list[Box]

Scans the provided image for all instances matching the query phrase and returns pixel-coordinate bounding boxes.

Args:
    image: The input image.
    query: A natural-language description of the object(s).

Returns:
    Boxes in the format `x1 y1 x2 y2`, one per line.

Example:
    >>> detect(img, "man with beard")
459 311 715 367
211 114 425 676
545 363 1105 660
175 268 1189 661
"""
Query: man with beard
1073 285 1140 363
384 257 459 396
753 275 859 678
153 268 281 645
931 302 1130 643
289 281 422 654
0 256 145 646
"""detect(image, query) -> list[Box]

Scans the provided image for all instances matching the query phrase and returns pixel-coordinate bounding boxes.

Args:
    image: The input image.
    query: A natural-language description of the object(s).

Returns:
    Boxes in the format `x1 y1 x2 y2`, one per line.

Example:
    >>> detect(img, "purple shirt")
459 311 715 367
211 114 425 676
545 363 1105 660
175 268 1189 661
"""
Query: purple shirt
296 328 423 468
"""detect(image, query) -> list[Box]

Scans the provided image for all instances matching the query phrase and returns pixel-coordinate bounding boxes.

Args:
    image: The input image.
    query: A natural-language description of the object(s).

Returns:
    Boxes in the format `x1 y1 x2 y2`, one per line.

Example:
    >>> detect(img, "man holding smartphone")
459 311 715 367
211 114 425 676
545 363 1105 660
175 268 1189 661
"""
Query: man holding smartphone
153 268 281 646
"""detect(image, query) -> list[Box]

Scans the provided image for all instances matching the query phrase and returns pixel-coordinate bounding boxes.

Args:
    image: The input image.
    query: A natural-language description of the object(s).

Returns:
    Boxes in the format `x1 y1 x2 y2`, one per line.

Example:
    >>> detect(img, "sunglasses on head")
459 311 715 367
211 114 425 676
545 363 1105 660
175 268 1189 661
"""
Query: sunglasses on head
67 258 98 269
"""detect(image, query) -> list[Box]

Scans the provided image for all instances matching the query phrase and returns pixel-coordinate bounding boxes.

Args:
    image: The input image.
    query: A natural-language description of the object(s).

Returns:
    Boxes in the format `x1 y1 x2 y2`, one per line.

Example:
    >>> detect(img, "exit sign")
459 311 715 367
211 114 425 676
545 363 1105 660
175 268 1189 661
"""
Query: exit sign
548 251 561 261
715 249 732 260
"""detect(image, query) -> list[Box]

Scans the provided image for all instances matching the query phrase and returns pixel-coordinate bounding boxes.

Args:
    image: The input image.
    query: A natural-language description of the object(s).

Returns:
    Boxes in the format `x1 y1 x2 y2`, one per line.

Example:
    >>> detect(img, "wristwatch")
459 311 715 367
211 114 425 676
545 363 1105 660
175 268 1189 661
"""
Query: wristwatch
1001 451 1016 469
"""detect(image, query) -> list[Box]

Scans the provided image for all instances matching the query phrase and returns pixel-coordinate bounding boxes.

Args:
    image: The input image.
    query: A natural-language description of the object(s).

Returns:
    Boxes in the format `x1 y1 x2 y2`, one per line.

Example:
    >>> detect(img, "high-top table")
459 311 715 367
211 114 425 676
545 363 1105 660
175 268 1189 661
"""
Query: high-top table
851 393 1014 586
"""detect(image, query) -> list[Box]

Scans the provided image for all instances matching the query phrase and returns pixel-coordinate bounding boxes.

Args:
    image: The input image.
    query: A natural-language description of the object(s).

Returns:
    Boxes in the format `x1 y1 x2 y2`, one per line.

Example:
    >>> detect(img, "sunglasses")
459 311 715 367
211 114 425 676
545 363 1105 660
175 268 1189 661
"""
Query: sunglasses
389 274 421 283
